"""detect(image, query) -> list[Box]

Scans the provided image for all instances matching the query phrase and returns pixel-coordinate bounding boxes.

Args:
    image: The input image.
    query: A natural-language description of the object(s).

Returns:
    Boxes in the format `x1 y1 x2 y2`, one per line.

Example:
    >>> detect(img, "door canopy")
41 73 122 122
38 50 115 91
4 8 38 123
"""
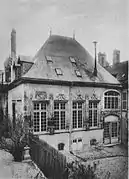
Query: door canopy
105 115 118 123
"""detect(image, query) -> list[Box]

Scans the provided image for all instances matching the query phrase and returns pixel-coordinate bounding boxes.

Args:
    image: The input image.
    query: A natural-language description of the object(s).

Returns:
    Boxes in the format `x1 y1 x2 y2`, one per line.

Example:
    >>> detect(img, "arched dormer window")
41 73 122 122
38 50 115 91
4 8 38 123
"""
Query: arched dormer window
104 90 120 109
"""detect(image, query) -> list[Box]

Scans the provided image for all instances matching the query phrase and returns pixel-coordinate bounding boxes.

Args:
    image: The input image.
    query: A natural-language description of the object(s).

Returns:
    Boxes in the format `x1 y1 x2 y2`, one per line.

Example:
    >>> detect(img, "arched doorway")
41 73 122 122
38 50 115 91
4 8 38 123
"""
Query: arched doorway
104 115 119 144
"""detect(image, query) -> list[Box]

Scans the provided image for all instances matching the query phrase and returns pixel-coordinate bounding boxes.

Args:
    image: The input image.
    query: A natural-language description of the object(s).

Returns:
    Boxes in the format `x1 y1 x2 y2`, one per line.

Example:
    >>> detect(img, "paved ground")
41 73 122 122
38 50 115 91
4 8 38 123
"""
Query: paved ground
0 149 46 179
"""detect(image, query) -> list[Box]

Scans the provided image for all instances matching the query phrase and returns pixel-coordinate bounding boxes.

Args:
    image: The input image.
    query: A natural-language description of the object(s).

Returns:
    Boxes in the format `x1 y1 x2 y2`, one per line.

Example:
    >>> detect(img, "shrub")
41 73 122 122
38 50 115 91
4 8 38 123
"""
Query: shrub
67 161 97 179
0 114 27 161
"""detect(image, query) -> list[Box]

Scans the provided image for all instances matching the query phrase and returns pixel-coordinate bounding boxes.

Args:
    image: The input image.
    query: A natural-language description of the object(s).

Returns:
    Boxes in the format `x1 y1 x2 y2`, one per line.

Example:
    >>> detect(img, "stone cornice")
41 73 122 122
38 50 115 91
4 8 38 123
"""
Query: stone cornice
7 77 122 91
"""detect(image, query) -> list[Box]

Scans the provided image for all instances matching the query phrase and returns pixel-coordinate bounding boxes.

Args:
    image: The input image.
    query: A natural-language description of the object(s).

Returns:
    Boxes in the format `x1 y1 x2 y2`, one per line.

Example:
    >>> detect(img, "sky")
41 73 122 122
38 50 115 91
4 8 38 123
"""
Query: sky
0 0 128 69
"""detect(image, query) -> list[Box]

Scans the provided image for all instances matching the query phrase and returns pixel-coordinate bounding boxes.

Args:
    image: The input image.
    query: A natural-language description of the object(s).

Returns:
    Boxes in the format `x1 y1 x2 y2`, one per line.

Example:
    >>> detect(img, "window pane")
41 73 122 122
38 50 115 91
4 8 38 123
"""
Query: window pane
61 111 65 129
34 103 39 110
41 103 47 110
78 110 82 128
112 122 117 137
33 112 40 132
41 112 47 131
104 122 110 138
61 103 65 110
54 102 59 110
73 102 77 109
73 111 77 128
78 102 82 109
89 110 92 127
115 97 118 109
54 111 59 130
123 101 127 109
89 101 92 108
94 110 97 126
122 92 127 100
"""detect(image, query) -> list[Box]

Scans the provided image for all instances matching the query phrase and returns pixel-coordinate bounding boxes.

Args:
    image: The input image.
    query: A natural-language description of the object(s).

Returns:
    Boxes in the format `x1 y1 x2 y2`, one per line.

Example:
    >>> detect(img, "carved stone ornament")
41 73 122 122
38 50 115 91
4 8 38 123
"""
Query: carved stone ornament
55 94 66 101
35 91 47 100
101 110 121 117
89 90 100 101
73 93 84 101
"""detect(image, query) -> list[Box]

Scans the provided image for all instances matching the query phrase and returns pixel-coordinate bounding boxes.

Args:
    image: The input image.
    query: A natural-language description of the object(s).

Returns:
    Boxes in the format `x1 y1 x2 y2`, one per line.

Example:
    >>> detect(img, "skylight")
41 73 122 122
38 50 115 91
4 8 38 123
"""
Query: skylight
70 57 76 63
46 56 53 62
55 68 63 75
75 70 82 77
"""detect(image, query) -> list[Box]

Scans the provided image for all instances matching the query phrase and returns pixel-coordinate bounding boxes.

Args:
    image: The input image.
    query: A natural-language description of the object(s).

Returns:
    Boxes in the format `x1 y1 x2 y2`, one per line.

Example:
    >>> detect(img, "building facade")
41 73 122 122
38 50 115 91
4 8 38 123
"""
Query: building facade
3 30 123 152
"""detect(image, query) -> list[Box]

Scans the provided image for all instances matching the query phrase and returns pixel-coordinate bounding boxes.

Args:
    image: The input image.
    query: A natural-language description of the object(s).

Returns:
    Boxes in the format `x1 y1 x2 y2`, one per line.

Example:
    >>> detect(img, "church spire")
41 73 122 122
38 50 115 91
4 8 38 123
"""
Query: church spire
93 41 98 76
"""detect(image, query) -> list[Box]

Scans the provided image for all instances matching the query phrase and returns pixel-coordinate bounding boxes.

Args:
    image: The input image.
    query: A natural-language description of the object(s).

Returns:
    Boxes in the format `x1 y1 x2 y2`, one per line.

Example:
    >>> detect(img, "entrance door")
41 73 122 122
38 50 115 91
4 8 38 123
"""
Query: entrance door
104 115 119 144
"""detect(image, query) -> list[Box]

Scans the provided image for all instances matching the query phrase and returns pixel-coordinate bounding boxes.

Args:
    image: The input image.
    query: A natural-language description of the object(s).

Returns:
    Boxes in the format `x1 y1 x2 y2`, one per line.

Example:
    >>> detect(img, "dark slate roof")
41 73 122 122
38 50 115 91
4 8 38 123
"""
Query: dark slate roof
23 35 120 85
106 61 128 85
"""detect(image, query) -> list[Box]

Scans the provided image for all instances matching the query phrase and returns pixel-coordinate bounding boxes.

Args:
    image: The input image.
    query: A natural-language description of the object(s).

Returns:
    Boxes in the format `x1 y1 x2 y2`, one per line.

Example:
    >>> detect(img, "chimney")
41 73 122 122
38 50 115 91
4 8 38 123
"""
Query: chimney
11 28 16 58
113 49 120 65
98 52 109 68
93 41 97 76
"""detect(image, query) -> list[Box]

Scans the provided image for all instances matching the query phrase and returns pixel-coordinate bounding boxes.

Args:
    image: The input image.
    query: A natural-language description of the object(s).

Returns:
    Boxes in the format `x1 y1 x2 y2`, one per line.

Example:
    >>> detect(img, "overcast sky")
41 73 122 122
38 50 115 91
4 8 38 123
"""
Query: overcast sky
0 0 128 69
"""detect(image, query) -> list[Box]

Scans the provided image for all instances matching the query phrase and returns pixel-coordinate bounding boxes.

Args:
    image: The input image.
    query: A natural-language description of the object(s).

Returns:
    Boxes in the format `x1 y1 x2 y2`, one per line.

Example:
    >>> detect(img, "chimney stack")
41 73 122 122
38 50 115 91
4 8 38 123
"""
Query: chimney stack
98 52 109 68
113 49 120 65
11 28 16 58
93 41 97 76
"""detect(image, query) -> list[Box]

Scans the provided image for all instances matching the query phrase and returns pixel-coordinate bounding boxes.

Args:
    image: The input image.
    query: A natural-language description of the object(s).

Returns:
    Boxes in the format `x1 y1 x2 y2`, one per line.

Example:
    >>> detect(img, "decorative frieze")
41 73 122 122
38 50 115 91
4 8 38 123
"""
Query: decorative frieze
55 93 67 101
35 91 47 100
101 110 121 117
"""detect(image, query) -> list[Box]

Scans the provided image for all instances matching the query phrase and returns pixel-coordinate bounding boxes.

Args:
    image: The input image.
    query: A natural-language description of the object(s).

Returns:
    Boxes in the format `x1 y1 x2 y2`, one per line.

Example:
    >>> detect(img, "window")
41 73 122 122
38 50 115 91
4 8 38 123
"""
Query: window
55 68 63 75
54 102 66 130
58 143 65 151
122 91 127 110
70 57 76 63
72 102 83 129
89 101 98 127
75 70 82 77
46 56 53 62
104 91 119 109
111 122 117 137
33 102 48 132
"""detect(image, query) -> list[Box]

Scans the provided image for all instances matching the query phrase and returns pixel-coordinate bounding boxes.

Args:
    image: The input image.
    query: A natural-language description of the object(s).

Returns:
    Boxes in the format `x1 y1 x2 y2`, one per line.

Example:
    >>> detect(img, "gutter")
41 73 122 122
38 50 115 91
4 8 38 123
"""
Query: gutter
7 77 122 91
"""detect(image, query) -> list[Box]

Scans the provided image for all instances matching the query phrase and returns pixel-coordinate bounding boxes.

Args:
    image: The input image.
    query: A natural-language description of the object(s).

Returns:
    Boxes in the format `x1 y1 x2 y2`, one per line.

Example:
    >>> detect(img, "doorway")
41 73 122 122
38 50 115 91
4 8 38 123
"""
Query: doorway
104 115 119 144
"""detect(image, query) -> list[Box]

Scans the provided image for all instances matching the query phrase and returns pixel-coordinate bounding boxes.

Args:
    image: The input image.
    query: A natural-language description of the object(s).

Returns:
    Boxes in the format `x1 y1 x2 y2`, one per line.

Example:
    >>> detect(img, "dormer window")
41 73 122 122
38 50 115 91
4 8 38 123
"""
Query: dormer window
55 68 63 75
75 70 82 77
46 56 53 62
70 57 76 63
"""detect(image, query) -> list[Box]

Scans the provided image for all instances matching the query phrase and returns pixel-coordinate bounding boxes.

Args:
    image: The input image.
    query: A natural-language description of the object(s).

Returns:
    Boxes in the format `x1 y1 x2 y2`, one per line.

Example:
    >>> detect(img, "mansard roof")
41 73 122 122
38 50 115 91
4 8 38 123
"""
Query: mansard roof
23 35 120 85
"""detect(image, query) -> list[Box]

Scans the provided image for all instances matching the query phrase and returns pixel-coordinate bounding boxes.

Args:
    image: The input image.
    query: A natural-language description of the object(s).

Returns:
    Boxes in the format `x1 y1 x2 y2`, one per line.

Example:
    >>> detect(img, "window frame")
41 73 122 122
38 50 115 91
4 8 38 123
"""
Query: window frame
122 91 127 110
55 68 63 75
46 55 53 62
54 101 66 131
33 101 48 133
75 70 82 77
69 56 76 64
104 90 120 110
89 101 98 128
72 101 84 129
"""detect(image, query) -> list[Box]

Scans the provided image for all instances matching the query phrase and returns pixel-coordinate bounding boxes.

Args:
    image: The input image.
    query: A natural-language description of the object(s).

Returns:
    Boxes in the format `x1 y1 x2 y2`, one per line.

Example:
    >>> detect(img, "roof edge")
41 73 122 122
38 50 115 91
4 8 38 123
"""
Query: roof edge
7 77 122 90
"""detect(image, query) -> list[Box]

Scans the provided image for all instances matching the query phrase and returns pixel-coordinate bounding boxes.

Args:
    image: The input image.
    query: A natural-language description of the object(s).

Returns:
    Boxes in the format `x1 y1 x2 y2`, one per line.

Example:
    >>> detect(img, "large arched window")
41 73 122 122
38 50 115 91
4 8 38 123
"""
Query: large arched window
104 90 120 109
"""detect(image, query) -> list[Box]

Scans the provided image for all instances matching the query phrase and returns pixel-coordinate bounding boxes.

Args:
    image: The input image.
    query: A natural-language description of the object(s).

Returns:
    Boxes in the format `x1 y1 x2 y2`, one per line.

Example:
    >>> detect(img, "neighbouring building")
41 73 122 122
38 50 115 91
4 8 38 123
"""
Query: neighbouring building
2 29 123 152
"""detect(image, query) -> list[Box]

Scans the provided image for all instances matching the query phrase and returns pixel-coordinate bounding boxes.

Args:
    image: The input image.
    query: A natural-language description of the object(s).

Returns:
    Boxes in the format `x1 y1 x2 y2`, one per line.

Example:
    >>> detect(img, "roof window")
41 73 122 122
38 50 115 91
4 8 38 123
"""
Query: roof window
75 70 82 77
46 56 53 62
70 57 76 63
55 68 63 75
